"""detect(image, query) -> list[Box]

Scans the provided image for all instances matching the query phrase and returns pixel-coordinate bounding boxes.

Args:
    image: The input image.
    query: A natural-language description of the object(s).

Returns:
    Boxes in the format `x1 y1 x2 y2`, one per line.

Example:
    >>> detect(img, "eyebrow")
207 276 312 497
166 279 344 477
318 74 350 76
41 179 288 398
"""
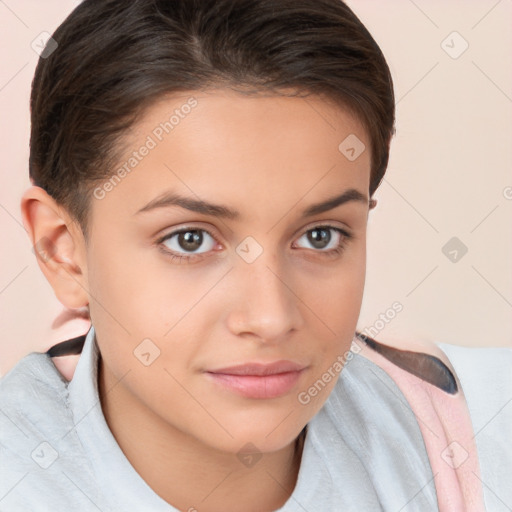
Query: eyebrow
135 188 369 220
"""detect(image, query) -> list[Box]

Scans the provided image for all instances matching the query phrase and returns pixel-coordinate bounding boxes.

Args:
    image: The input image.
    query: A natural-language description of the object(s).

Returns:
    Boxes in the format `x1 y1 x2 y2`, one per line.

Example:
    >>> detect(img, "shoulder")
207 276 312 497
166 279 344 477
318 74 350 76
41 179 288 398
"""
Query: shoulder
0 354 71 489
0 350 69 418
353 337 512 511
434 342 512 437
0 351 68 425
435 342 512 394
436 342 512 510
307 351 439 509
325 351 438 460
435 342 512 445
0 351 70 465
0 351 105 510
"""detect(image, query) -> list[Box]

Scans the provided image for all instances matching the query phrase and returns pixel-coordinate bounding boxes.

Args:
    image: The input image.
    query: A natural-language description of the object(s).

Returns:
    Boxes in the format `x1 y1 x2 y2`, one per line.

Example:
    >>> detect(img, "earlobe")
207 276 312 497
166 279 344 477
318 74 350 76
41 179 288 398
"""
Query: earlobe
20 186 89 309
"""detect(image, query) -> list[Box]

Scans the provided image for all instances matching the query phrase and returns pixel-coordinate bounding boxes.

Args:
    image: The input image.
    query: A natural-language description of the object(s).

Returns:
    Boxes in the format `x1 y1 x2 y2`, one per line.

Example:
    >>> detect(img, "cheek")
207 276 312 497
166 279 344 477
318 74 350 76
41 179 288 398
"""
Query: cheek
86 237 167 319
306 247 366 352
85 243 161 370
306 243 366 319
86 245 207 373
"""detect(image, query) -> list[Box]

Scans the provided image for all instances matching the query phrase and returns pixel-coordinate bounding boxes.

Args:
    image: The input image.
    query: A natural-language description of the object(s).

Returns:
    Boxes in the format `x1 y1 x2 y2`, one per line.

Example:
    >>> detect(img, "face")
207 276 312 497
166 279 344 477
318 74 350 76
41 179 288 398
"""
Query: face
85 88 371 454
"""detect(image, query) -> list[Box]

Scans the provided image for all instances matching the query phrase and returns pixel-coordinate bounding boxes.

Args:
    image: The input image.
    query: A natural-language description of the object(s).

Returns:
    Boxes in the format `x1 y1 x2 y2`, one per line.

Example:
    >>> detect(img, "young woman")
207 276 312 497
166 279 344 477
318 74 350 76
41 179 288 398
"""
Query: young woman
1 1 510 511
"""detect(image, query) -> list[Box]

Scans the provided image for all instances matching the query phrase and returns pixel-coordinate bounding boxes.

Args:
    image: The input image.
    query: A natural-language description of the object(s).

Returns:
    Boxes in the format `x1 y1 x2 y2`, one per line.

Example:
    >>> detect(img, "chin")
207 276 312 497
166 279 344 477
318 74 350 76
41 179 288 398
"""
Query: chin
204 424 303 455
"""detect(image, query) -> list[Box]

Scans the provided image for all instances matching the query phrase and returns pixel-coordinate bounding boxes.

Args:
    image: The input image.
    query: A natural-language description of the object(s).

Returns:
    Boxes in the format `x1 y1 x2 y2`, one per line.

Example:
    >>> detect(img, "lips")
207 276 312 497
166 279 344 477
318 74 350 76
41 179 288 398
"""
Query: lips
207 360 307 376
205 360 308 399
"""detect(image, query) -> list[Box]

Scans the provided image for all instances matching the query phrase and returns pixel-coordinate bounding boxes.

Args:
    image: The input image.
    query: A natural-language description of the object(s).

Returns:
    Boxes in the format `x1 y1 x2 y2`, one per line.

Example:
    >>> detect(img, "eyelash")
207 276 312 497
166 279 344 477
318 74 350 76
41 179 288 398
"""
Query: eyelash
156 224 353 264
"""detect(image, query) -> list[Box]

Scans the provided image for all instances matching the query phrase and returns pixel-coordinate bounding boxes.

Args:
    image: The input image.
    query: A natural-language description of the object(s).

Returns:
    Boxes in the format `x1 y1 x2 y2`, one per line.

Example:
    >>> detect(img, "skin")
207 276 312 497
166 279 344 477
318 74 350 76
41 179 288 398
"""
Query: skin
21 88 374 512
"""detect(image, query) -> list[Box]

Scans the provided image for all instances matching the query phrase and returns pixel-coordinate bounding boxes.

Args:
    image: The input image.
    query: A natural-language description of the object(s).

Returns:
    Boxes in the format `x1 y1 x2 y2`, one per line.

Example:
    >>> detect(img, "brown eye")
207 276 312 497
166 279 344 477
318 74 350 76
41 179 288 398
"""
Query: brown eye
295 225 351 252
160 228 216 256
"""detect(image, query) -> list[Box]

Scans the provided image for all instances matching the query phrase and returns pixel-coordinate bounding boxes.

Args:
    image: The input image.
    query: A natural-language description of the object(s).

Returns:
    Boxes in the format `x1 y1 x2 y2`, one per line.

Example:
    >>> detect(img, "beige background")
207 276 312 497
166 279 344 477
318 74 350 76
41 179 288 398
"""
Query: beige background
1 0 511 376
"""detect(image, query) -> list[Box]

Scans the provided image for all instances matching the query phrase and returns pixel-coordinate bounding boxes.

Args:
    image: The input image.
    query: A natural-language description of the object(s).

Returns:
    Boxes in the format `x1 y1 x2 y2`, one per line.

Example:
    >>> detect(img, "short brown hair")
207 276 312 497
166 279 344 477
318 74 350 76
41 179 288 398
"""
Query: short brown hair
29 0 395 239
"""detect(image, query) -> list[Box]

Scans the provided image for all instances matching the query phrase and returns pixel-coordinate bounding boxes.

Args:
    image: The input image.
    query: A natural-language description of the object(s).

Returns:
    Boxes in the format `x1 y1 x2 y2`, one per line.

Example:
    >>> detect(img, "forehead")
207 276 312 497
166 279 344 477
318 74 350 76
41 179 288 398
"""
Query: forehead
90 88 371 225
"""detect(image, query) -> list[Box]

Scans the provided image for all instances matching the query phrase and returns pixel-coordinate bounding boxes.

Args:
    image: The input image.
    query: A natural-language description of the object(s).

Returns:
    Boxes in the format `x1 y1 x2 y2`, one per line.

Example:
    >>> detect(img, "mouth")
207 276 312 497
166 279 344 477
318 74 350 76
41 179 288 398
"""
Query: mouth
204 367 307 399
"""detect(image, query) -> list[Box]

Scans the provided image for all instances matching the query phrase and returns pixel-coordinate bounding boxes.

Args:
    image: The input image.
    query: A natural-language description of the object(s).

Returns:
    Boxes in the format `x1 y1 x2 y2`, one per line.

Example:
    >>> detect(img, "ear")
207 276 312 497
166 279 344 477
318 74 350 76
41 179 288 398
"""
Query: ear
20 186 89 309
369 198 378 210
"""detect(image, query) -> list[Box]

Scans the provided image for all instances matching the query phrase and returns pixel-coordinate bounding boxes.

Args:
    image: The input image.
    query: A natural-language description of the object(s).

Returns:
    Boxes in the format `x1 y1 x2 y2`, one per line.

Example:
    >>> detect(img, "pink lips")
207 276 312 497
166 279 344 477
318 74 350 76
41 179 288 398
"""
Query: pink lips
205 360 307 399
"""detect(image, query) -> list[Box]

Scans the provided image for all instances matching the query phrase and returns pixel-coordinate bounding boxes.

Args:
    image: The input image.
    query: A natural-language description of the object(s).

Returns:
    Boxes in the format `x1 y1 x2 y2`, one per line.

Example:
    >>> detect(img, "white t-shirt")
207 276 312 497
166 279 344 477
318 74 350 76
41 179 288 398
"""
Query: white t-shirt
0 326 509 511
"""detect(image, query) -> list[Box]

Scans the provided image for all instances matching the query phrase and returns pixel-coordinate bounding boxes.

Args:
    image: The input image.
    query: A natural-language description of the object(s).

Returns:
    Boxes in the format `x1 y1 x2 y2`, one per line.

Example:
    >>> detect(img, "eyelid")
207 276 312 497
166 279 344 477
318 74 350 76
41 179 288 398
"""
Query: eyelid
297 219 352 236
156 222 218 239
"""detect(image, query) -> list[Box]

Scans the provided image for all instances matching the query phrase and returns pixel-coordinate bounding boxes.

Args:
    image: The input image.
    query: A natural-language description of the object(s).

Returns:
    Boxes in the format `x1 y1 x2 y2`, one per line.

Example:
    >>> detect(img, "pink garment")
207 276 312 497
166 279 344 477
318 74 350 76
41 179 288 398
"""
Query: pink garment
47 307 485 511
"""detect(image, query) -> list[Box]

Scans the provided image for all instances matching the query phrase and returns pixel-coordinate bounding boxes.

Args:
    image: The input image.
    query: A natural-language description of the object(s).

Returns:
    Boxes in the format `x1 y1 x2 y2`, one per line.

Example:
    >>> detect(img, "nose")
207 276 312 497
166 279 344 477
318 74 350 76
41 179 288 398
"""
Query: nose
225 255 304 344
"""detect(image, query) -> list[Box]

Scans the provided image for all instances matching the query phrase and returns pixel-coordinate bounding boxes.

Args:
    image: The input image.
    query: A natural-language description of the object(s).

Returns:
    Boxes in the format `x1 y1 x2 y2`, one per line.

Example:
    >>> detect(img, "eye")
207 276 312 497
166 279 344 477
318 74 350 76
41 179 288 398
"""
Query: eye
156 224 353 264
293 225 352 255
157 227 218 263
